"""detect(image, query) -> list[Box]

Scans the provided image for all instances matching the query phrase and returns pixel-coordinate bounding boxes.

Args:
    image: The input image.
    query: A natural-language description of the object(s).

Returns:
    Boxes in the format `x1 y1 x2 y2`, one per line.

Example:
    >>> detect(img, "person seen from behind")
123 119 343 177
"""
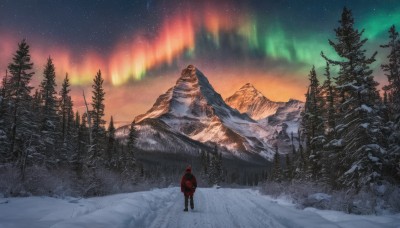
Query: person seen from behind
180 166 197 211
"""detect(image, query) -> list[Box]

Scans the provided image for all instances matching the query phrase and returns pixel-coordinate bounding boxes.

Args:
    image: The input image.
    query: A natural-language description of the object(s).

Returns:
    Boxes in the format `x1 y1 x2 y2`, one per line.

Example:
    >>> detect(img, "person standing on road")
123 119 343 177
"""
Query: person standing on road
180 166 197 211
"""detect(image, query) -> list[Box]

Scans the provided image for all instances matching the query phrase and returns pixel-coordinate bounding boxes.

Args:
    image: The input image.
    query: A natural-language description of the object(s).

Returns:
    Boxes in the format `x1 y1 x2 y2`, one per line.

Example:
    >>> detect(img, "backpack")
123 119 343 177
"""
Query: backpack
185 180 193 189
184 173 194 190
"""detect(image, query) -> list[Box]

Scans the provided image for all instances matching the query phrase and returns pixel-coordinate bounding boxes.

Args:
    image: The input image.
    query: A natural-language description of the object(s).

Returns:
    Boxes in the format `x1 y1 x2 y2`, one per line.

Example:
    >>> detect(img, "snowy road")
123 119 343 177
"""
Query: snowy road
0 187 399 228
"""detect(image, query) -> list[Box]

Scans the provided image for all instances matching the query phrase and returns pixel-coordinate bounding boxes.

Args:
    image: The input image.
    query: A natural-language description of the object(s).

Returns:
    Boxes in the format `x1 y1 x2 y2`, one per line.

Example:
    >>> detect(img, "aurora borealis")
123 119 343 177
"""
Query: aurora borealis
1 0 399 126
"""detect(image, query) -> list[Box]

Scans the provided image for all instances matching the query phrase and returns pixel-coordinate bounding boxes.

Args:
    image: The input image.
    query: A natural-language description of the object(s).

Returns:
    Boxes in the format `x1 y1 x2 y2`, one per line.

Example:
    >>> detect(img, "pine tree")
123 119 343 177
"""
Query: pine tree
89 70 106 166
216 152 223 183
60 105 78 171
206 146 222 185
381 25 400 182
0 71 11 162
284 154 293 180
301 66 325 180
106 116 116 168
272 145 282 182
7 40 38 179
381 25 400 120
122 120 137 179
59 73 73 141
127 120 137 155
39 57 61 162
0 70 9 98
301 88 311 152
40 57 58 126
321 62 336 133
322 7 385 190
200 150 208 175
75 111 80 129
293 128 307 179
78 112 89 162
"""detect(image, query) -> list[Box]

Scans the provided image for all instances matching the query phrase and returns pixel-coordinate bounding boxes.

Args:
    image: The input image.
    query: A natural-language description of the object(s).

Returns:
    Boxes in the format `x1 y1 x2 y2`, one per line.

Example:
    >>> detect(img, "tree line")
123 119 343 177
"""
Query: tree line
269 7 400 192
0 40 139 196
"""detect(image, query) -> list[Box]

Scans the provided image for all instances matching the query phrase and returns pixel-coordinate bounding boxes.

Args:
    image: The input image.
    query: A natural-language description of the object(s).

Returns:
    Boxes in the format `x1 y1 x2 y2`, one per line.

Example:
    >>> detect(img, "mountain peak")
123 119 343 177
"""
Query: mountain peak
225 84 286 120
241 82 255 88
135 65 253 123
180 64 196 77
237 83 265 99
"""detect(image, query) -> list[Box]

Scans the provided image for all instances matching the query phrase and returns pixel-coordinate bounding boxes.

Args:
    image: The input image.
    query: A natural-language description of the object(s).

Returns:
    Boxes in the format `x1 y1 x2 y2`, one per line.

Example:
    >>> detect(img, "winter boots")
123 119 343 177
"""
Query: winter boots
184 195 194 211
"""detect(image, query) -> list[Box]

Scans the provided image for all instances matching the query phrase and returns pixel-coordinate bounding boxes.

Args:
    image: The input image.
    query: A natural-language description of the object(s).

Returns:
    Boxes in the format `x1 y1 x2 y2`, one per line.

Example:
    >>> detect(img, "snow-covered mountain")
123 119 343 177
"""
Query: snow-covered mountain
225 83 285 120
225 84 304 139
116 118 211 156
266 99 304 131
127 65 274 160
225 83 304 152
259 99 304 152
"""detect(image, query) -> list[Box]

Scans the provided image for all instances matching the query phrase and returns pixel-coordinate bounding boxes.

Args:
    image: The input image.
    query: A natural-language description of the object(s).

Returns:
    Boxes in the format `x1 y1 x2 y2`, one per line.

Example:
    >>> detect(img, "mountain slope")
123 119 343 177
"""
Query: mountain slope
116 118 211 156
225 83 305 153
258 99 304 152
132 65 273 160
225 83 285 120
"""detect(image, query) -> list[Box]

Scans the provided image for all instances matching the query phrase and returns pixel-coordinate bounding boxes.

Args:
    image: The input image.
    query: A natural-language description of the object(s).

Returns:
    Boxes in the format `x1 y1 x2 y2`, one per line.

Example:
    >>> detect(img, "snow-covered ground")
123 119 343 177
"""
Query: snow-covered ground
0 187 399 228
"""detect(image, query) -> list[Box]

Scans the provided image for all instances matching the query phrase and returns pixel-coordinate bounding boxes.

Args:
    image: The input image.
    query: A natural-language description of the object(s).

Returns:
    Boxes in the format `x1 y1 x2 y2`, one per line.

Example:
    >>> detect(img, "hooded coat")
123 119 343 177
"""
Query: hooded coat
180 167 197 197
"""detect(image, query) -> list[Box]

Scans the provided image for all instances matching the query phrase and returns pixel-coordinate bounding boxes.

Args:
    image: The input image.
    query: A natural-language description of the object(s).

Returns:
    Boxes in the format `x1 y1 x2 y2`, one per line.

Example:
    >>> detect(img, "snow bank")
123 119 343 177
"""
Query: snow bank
1 187 399 228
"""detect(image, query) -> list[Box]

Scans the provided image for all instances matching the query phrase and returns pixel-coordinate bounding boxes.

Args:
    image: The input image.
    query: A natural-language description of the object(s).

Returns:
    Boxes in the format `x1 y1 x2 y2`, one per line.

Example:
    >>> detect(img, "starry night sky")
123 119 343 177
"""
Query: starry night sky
1 0 399 125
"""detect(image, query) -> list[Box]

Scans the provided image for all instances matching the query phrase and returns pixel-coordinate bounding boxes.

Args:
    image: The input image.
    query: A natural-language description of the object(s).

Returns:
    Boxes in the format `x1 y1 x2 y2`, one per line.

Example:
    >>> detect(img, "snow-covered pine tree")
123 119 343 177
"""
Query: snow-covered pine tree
380 25 400 182
122 121 137 178
381 25 400 121
0 70 9 98
75 111 80 129
322 7 385 190
200 150 208 176
216 152 223 183
321 62 336 134
58 77 79 175
0 70 11 162
106 116 116 168
284 154 293 180
89 70 106 167
39 57 61 164
7 40 40 179
206 146 222 185
59 73 74 142
319 62 340 187
301 66 325 181
75 112 89 177
272 145 282 182
73 111 82 160
127 121 137 156
293 129 307 180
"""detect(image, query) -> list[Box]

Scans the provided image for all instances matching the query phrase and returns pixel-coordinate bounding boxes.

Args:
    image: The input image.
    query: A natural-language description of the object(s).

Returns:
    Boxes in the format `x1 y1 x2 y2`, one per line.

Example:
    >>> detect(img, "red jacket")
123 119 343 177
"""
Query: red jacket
181 171 197 196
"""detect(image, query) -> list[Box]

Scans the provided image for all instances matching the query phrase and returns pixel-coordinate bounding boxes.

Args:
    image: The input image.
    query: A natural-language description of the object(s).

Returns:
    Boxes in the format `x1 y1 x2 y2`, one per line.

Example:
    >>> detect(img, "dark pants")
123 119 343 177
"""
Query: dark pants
184 195 194 209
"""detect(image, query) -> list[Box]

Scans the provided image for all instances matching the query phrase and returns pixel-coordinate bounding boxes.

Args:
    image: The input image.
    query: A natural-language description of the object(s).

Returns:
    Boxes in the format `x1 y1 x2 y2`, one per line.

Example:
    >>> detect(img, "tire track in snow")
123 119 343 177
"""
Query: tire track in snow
146 188 342 228
2 187 398 228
